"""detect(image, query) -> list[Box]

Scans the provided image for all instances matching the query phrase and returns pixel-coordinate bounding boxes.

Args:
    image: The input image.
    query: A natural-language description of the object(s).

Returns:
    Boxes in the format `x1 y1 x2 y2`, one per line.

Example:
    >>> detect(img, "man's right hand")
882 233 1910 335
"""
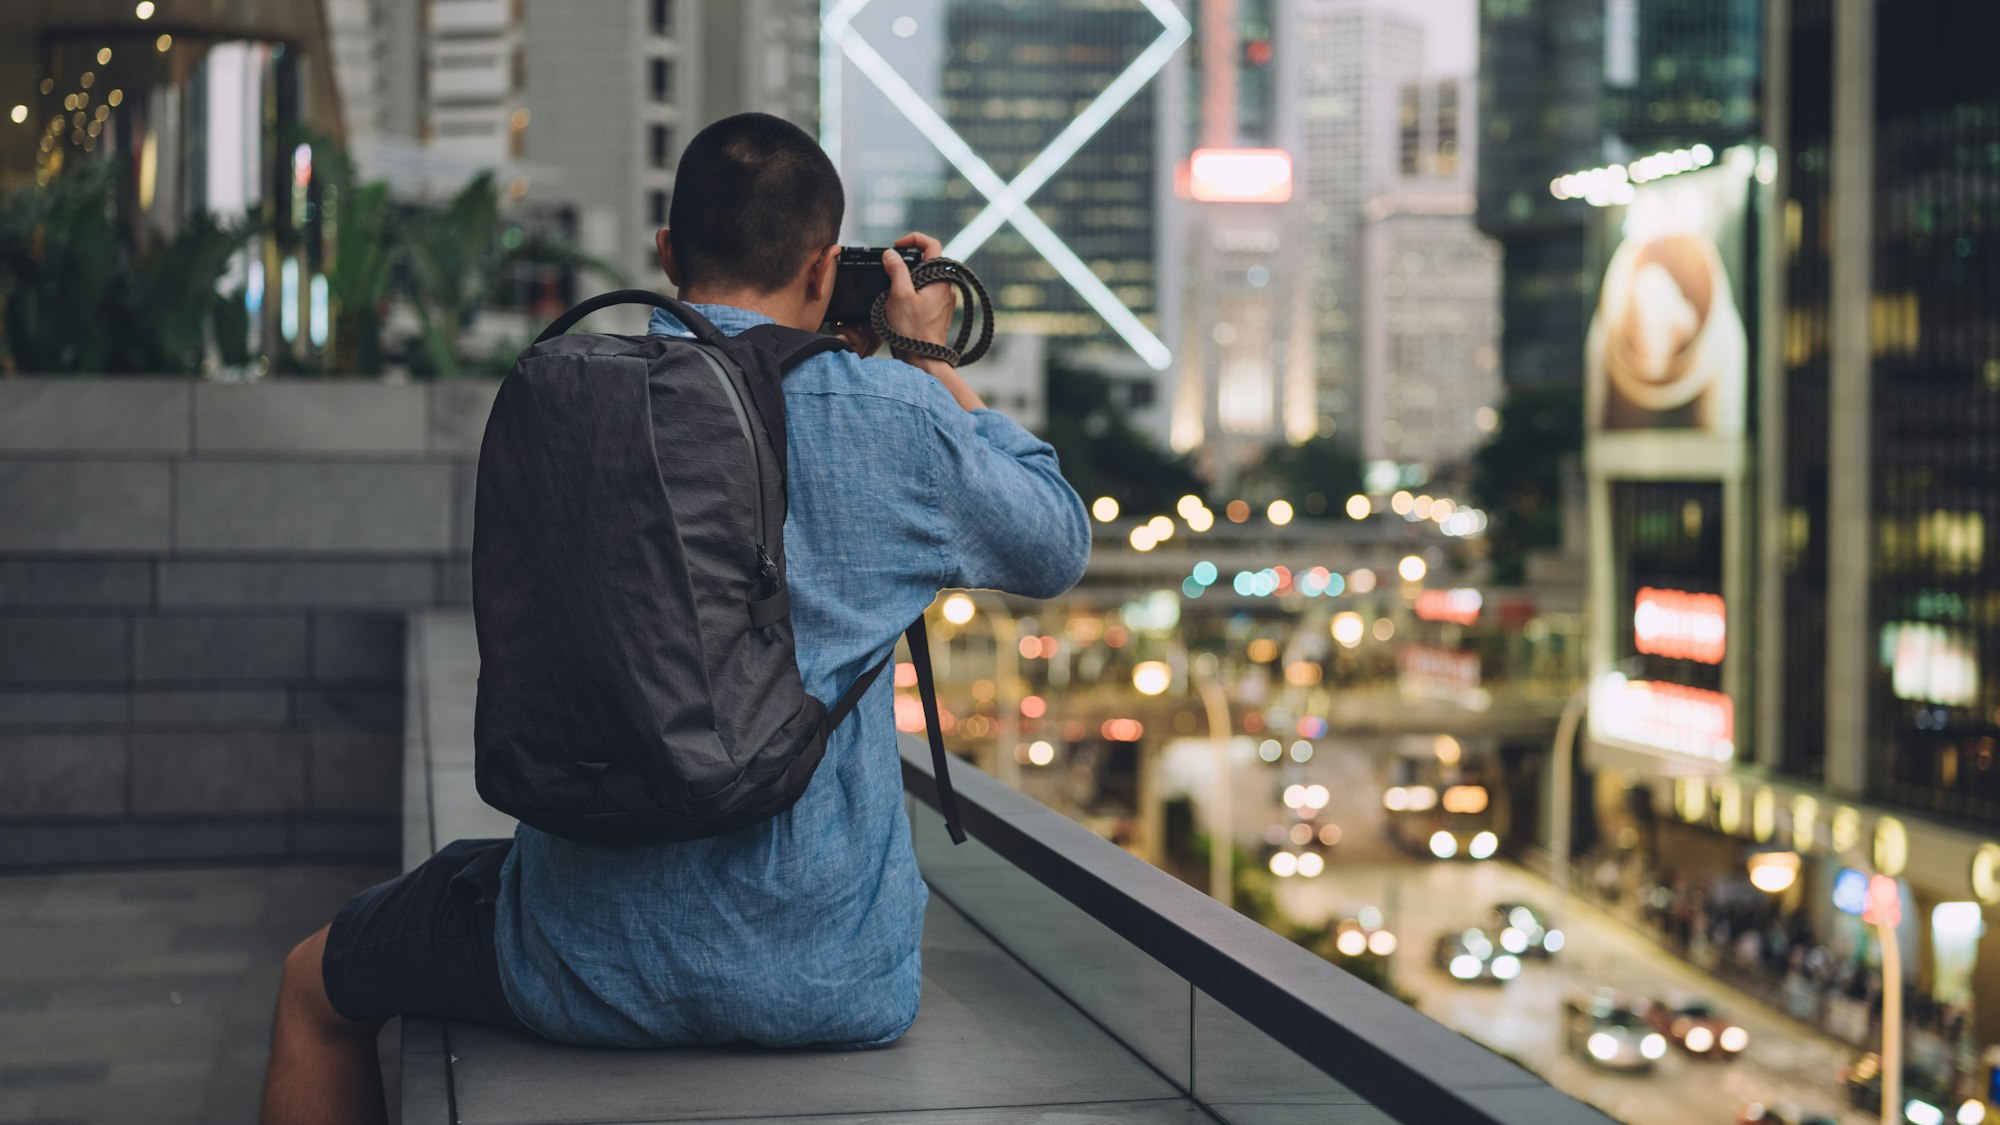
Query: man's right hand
882 232 956 354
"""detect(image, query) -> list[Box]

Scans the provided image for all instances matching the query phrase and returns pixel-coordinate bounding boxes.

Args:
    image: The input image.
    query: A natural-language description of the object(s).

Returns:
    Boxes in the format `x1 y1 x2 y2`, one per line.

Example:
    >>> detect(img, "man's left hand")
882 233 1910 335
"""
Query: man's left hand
834 323 882 357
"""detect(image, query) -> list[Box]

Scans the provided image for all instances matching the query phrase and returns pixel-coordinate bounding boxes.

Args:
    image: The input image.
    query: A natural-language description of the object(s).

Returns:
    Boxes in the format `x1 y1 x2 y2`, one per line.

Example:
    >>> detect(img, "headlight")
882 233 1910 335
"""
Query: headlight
1905 1100 1944 1125
1500 927 1528 953
1491 954 1521 980
1336 929 1369 956
1449 954 1481 980
1543 928 1565 953
1429 831 1458 859
1587 1032 1618 1061
1683 1025 1714 1053
1469 831 1498 859
1719 1025 1749 1053
1368 929 1399 957
1640 1033 1667 1060
1957 1099 1987 1125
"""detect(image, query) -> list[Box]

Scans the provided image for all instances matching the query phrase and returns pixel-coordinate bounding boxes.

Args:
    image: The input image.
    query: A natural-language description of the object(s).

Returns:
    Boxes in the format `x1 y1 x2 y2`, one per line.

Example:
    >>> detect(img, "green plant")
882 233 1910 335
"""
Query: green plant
399 172 624 378
0 163 249 375
327 180 396 376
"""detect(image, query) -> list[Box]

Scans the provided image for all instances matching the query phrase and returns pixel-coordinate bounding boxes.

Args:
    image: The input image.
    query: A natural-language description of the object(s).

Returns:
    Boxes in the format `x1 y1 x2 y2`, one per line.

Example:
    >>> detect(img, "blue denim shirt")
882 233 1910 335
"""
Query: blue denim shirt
491 302 1090 1048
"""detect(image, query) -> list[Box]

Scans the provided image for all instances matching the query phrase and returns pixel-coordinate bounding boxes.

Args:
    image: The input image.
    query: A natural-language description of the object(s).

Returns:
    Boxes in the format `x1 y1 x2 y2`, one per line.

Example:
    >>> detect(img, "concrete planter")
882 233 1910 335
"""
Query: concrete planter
0 377 501 867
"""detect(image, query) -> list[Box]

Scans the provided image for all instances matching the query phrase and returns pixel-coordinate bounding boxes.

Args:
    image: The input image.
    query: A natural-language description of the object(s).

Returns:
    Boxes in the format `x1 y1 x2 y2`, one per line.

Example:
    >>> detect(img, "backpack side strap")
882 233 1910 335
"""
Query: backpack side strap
822 616 967 846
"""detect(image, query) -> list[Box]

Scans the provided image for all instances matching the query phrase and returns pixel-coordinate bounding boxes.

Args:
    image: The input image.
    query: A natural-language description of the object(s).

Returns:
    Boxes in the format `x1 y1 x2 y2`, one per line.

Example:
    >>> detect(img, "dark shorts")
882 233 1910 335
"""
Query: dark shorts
322 837 533 1034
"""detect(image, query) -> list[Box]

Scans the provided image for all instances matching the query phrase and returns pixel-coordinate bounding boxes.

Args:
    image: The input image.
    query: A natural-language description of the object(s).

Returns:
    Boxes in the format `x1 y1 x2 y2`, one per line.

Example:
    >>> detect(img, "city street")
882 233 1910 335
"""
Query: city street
1277 859 1873 1125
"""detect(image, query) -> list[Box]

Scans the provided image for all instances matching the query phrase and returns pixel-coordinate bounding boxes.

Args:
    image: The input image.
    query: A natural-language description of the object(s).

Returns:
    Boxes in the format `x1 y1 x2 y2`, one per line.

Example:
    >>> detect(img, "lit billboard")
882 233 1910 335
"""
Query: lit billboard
1180 148 1293 203
1585 159 1750 437
1583 151 1759 767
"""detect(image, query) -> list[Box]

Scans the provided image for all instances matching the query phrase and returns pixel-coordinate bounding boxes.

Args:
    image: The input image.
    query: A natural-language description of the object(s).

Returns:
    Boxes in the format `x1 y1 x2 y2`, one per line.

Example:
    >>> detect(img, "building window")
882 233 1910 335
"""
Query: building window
651 0 675 35
650 190 670 227
649 124 672 169
650 58 674 103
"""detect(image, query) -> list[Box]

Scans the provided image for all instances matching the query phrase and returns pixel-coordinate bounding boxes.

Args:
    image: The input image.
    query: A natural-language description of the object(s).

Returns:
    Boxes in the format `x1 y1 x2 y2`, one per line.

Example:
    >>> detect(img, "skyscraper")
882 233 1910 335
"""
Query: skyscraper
828 0 1183 378
1576 0 2000 1055
1474 0 1602 391
1166 0 1311 482
326 0 821 327
1291 0 1423 440
1356 74 1501 473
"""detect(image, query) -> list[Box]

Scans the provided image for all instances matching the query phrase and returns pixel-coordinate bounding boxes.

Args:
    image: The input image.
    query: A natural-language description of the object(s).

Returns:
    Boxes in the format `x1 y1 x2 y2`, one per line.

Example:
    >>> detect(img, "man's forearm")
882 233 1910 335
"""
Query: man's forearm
901 354 986 412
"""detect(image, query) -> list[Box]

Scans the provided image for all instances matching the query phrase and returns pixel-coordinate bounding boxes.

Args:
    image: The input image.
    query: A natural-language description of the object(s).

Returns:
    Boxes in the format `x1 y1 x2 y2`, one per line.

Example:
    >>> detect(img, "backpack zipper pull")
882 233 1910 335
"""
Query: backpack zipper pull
756 544 779 591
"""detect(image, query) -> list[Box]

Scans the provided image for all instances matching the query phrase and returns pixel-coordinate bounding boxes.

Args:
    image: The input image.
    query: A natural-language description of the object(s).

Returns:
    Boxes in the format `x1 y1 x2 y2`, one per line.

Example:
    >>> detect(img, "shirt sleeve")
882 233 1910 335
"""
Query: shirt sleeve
923 401 1092 599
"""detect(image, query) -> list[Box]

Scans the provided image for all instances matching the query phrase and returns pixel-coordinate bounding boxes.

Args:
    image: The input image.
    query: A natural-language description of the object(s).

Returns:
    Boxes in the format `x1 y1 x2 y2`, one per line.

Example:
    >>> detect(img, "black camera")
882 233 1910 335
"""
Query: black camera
825 246 923 327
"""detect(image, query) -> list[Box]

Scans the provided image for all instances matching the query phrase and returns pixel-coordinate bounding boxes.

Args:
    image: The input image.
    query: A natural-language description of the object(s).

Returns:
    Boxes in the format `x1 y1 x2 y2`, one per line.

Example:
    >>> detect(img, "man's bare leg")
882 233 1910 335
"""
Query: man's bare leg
260 925 387 1125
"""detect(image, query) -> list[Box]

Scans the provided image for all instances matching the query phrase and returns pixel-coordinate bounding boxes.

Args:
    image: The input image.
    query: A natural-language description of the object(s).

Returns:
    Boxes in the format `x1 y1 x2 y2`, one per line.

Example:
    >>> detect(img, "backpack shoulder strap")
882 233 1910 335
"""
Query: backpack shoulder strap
706 325 851 482
822 616 966 845
725 323 853 375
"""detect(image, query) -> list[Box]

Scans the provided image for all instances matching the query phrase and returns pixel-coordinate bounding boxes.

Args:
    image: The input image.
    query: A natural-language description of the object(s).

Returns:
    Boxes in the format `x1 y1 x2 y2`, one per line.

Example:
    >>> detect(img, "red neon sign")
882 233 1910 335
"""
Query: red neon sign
1416 588 1484 626
1633 587 1726 664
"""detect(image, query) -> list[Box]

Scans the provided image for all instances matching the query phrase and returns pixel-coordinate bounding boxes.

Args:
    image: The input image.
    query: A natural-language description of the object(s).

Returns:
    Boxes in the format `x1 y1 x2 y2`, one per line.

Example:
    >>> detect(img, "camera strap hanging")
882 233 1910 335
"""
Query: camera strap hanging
870 256 996 367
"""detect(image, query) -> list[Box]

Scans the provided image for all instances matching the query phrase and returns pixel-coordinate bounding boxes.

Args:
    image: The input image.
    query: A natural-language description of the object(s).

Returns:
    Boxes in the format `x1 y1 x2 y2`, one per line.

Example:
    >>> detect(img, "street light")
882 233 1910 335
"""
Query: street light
1747 851 1801 894
1192 659 1234 907
1132 660 1171 696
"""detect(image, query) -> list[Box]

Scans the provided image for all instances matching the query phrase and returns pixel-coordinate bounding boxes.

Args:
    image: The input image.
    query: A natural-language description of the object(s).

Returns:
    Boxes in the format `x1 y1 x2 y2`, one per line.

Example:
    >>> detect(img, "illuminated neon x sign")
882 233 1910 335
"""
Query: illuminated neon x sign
821 0 1188 370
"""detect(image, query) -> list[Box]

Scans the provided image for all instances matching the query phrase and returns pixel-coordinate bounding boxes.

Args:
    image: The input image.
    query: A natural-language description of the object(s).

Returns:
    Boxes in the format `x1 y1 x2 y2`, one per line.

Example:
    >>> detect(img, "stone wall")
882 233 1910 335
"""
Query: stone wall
0 378 499 867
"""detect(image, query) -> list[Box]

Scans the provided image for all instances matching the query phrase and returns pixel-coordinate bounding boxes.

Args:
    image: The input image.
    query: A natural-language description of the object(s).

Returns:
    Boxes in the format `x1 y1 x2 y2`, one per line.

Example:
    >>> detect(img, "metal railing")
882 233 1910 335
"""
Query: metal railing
901 738 1620 1125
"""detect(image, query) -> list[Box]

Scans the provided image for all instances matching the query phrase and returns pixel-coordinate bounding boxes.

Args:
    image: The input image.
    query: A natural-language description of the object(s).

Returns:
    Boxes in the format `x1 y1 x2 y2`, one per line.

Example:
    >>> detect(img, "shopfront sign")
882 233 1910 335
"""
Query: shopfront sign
1415 588 1484 627
1589 671 1734 762
1833 867 1868 915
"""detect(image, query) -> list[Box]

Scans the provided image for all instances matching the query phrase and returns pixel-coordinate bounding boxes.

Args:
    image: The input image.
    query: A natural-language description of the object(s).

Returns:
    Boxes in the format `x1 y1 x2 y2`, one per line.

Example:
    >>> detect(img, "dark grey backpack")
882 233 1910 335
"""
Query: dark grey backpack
472 291 963 846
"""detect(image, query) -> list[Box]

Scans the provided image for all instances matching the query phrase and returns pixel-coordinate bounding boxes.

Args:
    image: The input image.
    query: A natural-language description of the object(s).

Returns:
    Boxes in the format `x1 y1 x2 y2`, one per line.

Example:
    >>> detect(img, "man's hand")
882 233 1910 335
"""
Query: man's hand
833 323 882 357
882 232 956 355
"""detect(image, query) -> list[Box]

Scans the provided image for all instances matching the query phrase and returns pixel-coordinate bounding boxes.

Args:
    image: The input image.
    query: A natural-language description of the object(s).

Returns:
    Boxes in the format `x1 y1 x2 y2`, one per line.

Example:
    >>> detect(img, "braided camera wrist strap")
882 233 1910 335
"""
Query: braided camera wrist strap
871 256 996 368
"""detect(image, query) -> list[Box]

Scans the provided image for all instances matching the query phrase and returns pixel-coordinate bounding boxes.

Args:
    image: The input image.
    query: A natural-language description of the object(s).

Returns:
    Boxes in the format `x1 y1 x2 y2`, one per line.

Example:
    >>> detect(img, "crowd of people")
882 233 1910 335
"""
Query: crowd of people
1627 865 1973 1082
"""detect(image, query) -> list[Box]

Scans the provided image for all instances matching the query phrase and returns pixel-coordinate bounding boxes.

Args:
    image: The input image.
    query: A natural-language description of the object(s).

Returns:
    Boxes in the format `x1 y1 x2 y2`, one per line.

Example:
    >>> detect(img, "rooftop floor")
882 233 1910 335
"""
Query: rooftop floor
0 862 395 1124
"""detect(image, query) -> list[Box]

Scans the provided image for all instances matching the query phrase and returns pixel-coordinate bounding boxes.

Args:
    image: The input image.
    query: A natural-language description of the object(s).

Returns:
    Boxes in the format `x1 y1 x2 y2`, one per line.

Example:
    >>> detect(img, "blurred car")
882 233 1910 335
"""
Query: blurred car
1485 901 1565 958
1735 1102 1838 1125
1433 927 1521 984
1561 988 1665 1072
1839 1051 1984 1123
1633 992 1747 1058
1329 905 1399 960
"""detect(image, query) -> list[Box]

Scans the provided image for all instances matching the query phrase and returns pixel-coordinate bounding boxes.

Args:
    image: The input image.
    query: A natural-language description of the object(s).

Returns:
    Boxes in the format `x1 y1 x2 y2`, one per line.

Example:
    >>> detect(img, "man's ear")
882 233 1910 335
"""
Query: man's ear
804 243 839 301
657 229 681 287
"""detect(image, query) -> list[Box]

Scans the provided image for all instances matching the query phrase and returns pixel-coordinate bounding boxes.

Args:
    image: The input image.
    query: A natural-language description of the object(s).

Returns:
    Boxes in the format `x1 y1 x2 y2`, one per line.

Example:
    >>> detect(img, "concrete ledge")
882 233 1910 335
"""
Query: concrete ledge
0 560 155 607
0 380 192 453
158 560 436 608
0 461 173 552
193 382 431 454
0 815 395 867
173 461 454 553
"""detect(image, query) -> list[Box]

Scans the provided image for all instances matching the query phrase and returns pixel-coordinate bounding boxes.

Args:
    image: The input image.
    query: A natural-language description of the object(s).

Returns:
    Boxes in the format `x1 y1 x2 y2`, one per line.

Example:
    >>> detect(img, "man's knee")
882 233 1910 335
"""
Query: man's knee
278 926 374 1035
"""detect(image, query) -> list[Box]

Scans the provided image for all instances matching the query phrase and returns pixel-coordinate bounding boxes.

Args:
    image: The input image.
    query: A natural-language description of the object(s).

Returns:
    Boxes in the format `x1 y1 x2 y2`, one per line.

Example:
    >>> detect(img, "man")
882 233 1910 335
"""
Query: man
260 113 1092 1124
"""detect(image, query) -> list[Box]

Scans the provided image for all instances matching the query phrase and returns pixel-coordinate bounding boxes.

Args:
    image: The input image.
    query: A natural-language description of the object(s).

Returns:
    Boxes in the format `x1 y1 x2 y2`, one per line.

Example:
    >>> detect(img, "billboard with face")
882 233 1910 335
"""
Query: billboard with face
1585 159 1751 436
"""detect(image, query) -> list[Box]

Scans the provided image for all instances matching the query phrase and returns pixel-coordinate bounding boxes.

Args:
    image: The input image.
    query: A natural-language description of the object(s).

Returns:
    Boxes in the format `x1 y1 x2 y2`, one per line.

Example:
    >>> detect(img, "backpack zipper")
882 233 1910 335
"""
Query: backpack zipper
684 345 774 590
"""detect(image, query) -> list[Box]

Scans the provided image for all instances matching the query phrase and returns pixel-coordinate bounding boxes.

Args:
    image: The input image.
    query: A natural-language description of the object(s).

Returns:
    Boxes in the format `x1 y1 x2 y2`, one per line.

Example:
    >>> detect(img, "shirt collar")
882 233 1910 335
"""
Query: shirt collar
647 302 778 339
